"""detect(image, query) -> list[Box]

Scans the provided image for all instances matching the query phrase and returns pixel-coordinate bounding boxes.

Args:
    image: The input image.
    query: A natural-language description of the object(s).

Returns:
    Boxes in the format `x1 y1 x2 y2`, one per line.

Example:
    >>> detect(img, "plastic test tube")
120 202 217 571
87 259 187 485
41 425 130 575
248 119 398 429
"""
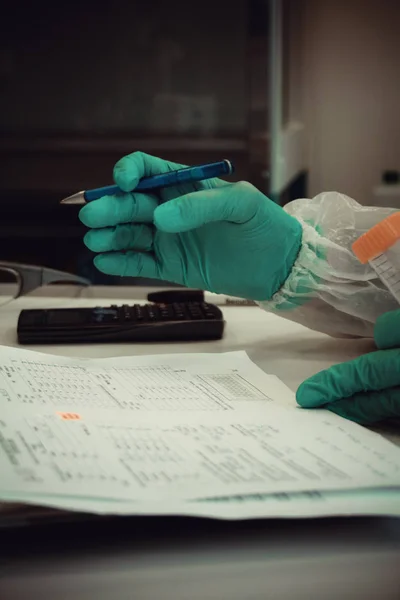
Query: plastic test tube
352 212 400 304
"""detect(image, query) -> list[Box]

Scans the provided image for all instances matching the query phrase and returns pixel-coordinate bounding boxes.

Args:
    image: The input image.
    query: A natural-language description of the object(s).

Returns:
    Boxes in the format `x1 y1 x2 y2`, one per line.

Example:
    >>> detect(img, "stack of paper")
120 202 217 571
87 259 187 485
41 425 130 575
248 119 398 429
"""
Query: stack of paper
0 347 399 520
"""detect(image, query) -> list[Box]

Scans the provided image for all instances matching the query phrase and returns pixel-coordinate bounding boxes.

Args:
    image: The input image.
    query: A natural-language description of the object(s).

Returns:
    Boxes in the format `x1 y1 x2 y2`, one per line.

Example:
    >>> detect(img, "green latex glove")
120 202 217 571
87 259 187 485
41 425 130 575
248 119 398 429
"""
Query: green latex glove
79 152 302 301
297 309 400 425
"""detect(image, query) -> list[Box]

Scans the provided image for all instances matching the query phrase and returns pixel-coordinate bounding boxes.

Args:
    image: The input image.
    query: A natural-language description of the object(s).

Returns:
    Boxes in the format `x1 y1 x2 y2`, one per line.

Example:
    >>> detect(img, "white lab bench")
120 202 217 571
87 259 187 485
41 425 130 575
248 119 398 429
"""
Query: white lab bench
0 285 399 600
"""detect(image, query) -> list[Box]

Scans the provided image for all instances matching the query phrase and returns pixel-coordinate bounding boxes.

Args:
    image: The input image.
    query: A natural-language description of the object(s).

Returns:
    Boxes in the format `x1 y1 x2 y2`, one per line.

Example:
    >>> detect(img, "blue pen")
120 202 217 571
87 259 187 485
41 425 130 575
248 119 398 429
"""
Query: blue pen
60 159 234 205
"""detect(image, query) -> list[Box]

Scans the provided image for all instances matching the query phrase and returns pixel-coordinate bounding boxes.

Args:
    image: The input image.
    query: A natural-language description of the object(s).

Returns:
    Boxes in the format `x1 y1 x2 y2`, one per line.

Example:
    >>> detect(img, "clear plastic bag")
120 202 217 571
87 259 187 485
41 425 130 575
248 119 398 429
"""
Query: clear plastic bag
260 192 399 338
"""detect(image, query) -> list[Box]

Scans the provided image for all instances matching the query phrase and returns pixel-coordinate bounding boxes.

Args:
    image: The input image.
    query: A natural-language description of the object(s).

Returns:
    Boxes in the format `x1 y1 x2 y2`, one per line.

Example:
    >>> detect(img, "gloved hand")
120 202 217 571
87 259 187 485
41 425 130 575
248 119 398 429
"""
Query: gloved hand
297 309 400 425
79 152 302 301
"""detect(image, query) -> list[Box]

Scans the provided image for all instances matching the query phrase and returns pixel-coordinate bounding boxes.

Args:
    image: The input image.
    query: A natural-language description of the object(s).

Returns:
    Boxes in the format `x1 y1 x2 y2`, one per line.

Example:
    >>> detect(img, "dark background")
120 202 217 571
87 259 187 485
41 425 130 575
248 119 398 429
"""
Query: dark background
0 0 283 283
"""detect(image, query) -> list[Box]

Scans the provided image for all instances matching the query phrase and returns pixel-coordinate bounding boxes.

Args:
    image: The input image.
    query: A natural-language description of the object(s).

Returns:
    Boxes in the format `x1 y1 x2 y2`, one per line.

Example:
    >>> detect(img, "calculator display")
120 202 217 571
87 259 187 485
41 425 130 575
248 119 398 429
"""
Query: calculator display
47 310 87 325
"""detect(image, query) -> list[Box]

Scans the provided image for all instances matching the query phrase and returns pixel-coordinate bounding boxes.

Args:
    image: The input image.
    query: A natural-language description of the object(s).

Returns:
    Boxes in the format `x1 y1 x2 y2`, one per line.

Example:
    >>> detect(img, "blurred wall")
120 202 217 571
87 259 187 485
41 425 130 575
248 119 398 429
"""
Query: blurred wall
303 0 400 204
0 0 250 196
272 0 308 200
0 1 248 136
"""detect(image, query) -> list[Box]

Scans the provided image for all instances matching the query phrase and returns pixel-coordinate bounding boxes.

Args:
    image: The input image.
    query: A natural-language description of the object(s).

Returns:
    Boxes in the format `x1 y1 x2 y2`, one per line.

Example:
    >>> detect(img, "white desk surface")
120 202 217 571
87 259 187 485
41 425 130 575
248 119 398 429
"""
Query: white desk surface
0 284 378 389
1 286 400 600
1 285 398 444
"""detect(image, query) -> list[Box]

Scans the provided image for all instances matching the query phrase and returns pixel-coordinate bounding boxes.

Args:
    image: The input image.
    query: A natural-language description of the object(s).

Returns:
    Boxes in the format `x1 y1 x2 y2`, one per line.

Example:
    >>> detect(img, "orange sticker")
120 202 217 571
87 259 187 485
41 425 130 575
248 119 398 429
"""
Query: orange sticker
57 412 81 421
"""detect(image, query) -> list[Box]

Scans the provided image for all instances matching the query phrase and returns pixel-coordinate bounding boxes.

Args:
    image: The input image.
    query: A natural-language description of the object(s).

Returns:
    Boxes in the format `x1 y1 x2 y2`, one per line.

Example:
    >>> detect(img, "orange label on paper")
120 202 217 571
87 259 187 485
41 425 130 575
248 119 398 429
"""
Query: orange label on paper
57 412 82 421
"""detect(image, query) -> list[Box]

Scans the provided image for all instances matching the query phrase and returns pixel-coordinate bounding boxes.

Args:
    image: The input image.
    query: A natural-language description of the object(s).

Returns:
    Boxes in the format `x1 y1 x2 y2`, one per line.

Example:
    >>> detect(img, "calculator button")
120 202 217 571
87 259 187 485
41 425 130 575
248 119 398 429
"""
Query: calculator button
189 311 201 320
91 309 118 323
121 305 131 320
189 303 204 319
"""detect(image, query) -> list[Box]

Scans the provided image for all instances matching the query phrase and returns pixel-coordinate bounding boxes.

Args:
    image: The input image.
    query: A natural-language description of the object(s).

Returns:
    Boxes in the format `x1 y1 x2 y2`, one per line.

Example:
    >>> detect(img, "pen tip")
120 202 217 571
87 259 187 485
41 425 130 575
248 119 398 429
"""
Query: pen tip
60 192 85 205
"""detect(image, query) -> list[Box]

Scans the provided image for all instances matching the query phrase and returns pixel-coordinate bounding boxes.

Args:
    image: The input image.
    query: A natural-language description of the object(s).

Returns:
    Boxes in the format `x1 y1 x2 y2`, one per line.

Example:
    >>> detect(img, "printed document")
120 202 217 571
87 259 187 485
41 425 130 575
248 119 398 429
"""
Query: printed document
0 347 399 513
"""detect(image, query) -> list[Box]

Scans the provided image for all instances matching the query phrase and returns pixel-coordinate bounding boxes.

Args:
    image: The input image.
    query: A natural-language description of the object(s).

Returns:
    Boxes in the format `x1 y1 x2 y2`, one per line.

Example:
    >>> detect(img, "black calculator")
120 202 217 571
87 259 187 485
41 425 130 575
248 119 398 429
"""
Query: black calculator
17 302 225 345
